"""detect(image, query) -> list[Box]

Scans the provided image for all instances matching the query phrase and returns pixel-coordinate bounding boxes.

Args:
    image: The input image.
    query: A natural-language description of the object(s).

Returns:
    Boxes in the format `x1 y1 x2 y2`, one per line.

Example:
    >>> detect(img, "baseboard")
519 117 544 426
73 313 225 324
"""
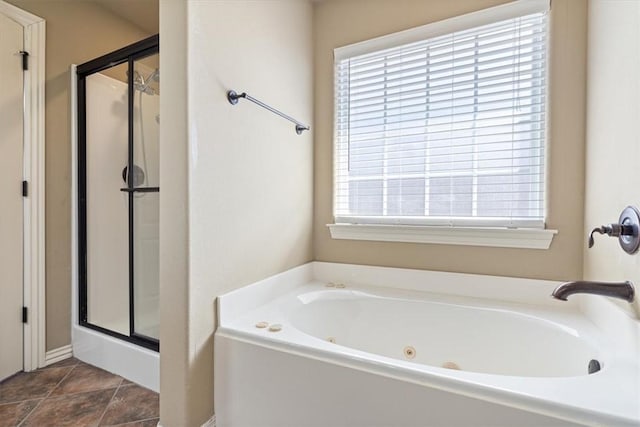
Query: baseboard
157 414 215 427
44 344 73 366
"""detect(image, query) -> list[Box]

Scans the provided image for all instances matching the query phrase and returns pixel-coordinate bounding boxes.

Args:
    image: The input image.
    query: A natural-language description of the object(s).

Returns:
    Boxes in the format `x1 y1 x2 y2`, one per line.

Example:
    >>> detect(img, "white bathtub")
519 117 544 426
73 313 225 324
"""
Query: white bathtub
214 262 640 427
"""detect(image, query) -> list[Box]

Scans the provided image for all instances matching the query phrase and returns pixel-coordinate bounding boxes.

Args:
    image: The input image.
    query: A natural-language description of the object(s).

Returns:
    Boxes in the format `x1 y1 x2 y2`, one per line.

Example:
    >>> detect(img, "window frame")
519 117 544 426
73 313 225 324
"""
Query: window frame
329 0 556 249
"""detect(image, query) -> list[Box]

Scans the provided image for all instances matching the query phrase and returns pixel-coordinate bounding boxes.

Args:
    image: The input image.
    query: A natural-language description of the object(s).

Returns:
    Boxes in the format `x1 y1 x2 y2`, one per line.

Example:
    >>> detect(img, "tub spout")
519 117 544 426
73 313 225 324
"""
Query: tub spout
552 280 635 303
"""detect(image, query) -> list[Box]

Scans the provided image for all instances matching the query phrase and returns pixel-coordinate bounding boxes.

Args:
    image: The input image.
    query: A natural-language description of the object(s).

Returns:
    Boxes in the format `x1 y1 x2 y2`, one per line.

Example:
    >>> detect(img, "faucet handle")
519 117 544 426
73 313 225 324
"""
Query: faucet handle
588 227 603 248
588 225 616 248
587 206 640 254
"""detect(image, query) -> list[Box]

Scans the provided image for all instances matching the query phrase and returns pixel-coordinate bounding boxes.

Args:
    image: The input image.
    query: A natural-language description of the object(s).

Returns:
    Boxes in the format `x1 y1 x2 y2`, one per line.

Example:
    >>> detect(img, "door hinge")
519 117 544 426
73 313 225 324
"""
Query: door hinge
22 180 28 197
19 51 29 71
22 307 28 323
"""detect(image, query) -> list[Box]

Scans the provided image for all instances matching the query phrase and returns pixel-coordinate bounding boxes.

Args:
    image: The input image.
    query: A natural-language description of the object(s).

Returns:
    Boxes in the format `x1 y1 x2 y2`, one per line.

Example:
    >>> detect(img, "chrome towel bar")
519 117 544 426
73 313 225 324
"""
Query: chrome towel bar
226 90 310 135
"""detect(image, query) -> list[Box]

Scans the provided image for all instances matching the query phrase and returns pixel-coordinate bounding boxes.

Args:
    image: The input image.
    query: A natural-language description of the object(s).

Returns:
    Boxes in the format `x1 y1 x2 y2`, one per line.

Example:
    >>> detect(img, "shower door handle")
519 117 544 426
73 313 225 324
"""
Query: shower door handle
120 187 160 193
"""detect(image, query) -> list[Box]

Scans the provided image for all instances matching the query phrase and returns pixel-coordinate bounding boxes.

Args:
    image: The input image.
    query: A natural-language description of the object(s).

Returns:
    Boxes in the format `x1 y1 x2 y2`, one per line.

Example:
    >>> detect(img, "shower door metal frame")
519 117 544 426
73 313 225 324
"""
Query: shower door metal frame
76 35 159 352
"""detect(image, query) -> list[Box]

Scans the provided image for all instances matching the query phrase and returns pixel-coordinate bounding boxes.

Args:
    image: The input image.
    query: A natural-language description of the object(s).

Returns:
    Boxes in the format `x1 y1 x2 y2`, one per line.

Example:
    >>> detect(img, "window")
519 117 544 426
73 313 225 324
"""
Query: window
331 1 556 248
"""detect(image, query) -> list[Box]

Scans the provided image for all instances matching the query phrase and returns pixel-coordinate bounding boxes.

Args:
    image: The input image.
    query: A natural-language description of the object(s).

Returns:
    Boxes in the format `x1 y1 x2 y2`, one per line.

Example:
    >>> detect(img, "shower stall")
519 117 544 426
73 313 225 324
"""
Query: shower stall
76 35 160 353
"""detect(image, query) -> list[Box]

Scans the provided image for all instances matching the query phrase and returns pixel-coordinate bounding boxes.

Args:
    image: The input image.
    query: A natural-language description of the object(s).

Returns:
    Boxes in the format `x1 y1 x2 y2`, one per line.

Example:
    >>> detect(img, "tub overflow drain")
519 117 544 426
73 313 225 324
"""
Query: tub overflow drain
327 337 336 343
403 346 416 359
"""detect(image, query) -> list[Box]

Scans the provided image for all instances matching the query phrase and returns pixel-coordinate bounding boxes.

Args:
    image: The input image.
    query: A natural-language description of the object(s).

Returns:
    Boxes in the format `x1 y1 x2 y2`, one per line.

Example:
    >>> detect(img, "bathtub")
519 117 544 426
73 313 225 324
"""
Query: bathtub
214 262 640 427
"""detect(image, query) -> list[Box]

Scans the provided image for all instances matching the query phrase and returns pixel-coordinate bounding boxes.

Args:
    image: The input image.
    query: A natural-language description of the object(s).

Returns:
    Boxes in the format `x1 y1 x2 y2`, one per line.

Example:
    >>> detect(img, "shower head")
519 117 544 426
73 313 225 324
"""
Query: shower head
130 69 158 95
148 68 159 82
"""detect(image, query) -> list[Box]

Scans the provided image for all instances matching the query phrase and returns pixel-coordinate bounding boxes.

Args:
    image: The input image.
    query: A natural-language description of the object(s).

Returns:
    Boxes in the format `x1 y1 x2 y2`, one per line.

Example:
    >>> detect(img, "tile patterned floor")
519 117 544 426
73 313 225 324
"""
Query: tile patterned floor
0 358 158 427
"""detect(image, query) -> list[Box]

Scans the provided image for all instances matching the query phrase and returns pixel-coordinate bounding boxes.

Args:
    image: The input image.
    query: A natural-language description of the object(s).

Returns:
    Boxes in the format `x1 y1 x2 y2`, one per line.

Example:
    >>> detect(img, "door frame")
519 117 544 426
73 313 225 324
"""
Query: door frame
0 1 46 371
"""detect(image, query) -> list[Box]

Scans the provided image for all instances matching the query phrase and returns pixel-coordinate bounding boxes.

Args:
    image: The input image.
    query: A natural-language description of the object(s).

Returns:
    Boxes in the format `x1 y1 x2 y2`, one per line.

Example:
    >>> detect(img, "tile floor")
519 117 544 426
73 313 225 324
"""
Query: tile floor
0 358 158 427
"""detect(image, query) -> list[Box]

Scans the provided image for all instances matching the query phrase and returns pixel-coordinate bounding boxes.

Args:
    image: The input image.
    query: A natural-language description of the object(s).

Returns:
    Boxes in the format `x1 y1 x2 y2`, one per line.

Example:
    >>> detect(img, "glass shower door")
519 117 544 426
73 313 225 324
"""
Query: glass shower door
77 35 159 351
132 53 160 341
84 62 130 337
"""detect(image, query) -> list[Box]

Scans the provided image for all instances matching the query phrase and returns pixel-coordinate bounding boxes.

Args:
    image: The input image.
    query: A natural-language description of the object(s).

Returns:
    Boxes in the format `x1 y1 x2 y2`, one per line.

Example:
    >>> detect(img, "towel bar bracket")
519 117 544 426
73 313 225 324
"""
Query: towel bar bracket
227 90 243 105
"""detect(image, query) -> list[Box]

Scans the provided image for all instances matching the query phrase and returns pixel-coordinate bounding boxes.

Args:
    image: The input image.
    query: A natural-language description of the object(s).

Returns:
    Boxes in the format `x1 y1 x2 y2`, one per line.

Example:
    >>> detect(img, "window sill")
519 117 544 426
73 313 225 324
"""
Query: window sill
327 223 557 249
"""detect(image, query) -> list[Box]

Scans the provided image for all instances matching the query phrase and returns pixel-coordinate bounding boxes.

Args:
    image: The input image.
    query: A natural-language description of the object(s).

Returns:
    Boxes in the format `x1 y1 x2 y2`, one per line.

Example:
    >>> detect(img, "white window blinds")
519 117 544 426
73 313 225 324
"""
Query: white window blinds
334 1 549 228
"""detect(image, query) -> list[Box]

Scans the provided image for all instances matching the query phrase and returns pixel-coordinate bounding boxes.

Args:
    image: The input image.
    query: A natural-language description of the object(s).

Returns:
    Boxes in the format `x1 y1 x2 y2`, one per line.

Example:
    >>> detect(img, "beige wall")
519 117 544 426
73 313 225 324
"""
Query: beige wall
6 0 151 351
159 1 189 425
159 1 314 426
584 0 640 315
313 0 588 281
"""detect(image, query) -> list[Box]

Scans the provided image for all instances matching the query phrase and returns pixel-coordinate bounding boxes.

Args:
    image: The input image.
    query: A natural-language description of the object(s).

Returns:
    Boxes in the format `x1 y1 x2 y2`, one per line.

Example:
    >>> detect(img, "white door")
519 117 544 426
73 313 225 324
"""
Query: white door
0 12 24 382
